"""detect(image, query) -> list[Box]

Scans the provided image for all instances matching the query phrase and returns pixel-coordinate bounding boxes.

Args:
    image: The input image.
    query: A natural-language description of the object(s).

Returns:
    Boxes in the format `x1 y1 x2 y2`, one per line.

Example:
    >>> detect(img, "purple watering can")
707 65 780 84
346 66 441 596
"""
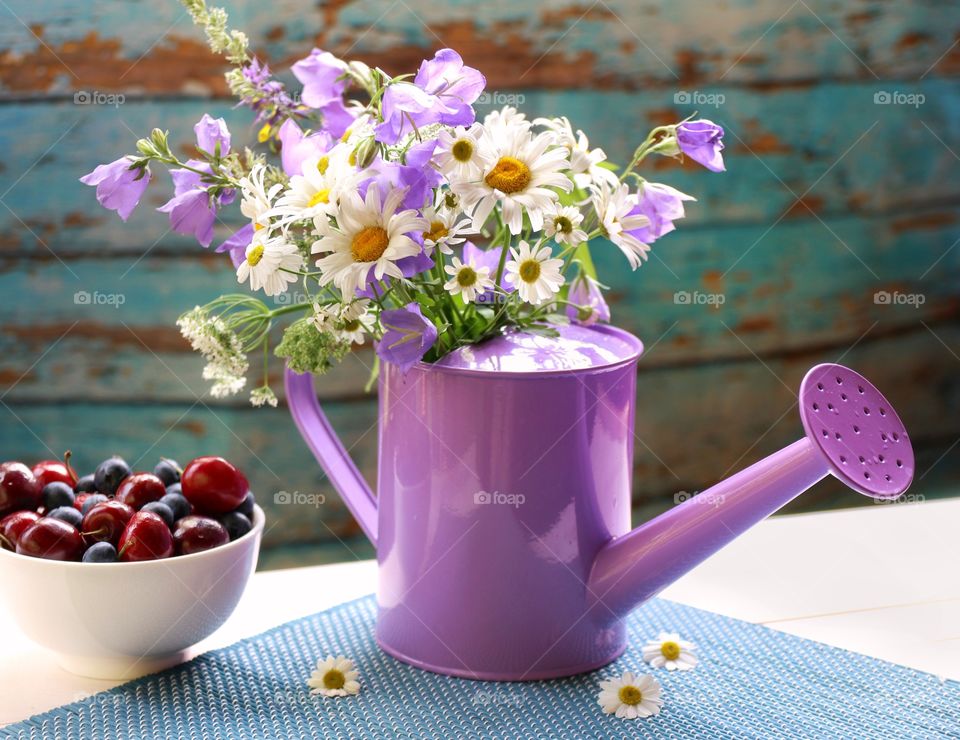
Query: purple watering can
285 324 915 680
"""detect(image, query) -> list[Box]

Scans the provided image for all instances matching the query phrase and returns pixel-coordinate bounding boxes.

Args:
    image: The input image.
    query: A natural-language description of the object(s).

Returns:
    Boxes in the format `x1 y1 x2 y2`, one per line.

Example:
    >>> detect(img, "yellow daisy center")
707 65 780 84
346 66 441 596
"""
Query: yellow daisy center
343 318 361 332
307 188 331 208
518 258 541 283
485 156 532 194
554 215 573 234
253 222 265 232
351 226 390 262
257 123 271 143
322 668 345 690
422 221 449 243
457 266 478 287
618 685 643 706
660 640 681 660
317 155 330 175
451 139 474 162
444 192 459 209
246 244 264 267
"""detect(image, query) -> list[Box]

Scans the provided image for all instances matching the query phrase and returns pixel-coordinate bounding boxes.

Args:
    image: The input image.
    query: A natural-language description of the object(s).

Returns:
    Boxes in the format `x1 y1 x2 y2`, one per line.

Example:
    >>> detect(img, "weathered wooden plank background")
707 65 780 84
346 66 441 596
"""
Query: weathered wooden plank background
0 0 957 568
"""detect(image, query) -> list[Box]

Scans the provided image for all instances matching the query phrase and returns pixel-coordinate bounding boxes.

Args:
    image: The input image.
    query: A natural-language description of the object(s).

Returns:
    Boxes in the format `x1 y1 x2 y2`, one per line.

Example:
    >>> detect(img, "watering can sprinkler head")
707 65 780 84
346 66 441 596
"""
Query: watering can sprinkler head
588 363 915 620
797 363 914 499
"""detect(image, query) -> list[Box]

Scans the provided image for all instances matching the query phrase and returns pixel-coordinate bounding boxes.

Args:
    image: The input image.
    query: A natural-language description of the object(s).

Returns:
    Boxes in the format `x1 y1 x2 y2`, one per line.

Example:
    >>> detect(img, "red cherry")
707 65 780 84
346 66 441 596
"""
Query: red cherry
115 473 166 510
74 493 92 512
0 461 41 517
181 457 248 515
81 500 135 546
118 512 174 561
172 515 230 556
0 510 41 551
16 518 84 561
32 460 76 490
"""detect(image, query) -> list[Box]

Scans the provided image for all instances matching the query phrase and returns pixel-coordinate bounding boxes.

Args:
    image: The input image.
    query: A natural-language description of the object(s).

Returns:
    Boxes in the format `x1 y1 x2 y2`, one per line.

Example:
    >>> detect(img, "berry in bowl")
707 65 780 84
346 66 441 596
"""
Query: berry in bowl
0 453 264 679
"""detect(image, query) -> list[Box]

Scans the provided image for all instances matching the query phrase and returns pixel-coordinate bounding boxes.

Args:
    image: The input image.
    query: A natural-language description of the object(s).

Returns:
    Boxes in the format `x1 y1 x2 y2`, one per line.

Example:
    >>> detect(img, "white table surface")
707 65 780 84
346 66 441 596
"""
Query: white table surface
2 498 958 727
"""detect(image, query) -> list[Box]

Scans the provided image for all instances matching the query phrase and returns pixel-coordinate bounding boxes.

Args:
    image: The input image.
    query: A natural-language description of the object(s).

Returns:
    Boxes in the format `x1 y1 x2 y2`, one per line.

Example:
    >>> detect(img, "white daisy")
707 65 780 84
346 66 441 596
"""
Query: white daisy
456 127 572 235
543 203 588 246
420 197 476 255
270 147 357 225
642 632 698 671
443 256 494 303
235 235 303 297
336 299 377 344
591 182 651 269
504 240 564 305
535 116 619 190
237 163 282 232
597 671 663 720
307 655 360 697
312 186 427 299
434 123 489 180
482 105 530 140
310 302 338 333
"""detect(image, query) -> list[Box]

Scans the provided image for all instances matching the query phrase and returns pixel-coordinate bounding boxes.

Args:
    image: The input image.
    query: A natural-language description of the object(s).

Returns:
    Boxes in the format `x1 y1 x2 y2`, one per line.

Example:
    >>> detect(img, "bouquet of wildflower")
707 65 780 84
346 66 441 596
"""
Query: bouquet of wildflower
81 0 725 407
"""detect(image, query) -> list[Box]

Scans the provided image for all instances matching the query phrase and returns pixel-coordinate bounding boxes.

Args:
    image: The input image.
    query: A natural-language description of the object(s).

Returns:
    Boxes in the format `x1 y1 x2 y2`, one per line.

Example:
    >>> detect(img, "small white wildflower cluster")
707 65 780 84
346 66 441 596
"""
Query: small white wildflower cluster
177 307 249 398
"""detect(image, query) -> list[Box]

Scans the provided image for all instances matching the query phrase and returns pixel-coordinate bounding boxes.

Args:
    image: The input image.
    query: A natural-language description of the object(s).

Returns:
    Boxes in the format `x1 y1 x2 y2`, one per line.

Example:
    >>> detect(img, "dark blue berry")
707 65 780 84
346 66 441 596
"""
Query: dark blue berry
74 474 97 494
153 459 181 487
141 501 174 528
94 456 131 497
220 511 252 541
41 481 75 510
234 491 255 519
159 492 190 521
165 482 182 496
80 493 108 515
48 506 83 528
82 541 118 563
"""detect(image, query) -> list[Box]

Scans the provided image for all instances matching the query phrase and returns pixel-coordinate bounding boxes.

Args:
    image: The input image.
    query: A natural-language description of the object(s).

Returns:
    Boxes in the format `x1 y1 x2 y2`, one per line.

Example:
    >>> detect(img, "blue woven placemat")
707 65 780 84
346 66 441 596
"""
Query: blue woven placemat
3 594 958 739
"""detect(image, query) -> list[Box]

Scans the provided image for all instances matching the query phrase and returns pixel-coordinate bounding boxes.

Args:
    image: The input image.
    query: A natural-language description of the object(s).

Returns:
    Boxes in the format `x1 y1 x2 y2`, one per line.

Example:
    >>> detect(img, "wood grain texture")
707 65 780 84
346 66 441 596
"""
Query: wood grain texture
0 0 957 560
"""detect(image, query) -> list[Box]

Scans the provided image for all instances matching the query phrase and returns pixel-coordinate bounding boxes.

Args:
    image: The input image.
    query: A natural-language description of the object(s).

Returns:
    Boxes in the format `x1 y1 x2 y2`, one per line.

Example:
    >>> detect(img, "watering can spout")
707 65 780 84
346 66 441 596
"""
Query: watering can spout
587 363 915 621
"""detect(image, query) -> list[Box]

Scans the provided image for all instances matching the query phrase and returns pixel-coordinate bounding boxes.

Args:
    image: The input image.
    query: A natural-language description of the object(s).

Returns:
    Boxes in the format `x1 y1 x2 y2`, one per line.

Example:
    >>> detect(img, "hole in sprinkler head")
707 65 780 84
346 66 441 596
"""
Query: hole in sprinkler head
836 376 843 385
859 456 866 464
878 454 885 462
835 432 843 441
841 393 848 401
839 455 847 464
817 382 824 391
885 474 892 482
863 407 870 415
858 385 865 394
879 407 886 416
853 425 860 434
822 429 829 438
813 403 820 411
896 459 903 468
893 432 900 442
881 432 888 442
828 403 834 411
864 471 871 480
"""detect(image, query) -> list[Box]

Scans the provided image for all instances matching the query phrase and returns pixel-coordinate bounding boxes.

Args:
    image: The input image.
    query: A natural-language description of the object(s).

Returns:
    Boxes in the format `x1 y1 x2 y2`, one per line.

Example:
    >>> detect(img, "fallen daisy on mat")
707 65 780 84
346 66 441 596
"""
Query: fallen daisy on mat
308 655 361 697
597 670 663 720
642 631 699 671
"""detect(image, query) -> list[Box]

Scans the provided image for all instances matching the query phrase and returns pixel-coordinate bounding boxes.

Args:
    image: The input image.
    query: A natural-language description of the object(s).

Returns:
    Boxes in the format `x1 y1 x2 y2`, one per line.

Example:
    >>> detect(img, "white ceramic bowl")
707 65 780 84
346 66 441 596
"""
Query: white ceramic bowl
0 505 264 679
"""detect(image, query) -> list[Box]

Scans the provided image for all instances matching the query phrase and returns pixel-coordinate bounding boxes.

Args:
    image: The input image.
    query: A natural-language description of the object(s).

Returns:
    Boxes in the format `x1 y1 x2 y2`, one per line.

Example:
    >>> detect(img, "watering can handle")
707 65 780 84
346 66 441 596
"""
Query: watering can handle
284 367 379 545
